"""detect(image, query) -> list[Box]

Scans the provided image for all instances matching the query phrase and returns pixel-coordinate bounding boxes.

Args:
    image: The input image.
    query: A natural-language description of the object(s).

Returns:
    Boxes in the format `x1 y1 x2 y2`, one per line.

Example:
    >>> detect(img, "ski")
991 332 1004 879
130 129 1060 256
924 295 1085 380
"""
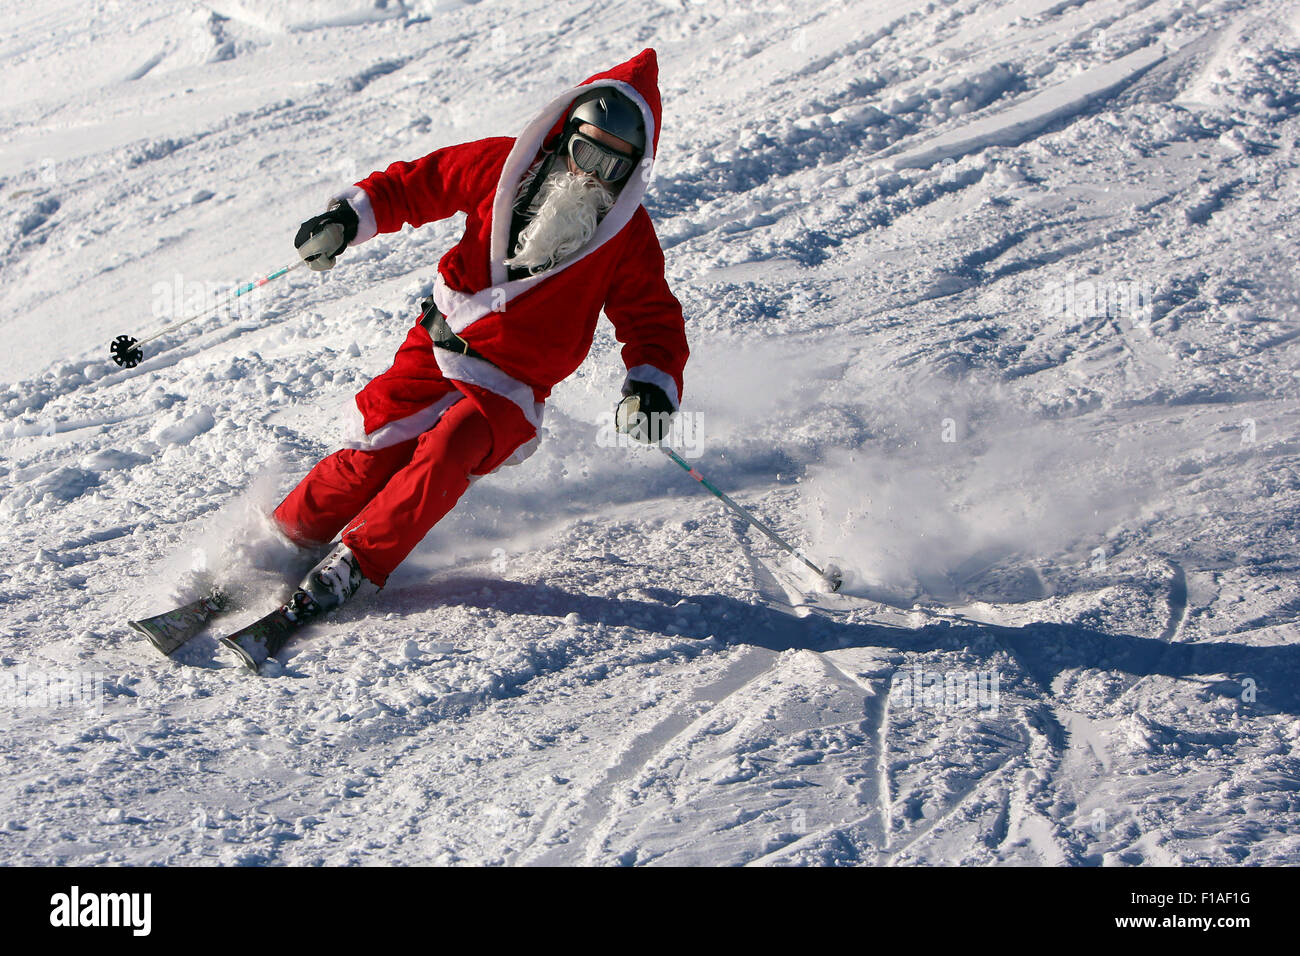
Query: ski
129 587 229 655
218 602 307 674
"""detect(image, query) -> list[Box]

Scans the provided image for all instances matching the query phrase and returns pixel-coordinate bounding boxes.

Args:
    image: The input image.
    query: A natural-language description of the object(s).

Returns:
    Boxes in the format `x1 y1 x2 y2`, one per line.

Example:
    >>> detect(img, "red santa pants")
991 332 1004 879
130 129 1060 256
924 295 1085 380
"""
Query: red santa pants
272 396 493 587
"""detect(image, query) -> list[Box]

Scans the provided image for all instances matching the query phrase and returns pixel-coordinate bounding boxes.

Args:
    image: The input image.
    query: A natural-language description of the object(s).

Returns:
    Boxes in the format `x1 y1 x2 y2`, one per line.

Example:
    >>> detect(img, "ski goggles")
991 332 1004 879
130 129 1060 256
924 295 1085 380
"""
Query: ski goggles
566 129 639 183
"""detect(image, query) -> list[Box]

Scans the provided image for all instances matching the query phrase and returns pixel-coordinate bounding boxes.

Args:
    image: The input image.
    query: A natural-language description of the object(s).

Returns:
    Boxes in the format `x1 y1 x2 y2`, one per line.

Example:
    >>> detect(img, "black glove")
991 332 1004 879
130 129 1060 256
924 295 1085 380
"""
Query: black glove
615 380 675 444
294 199 359 271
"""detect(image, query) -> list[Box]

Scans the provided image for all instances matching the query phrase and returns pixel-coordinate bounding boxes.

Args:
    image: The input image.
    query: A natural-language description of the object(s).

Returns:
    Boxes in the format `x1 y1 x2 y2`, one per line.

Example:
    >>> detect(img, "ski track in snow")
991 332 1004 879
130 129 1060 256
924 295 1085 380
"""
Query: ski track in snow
2 0 1300 865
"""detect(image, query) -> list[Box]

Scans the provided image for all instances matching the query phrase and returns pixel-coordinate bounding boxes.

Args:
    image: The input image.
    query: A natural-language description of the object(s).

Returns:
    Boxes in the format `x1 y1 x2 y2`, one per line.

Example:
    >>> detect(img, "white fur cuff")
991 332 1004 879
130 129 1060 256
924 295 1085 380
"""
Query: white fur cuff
330 186 378 246
623 364 680 411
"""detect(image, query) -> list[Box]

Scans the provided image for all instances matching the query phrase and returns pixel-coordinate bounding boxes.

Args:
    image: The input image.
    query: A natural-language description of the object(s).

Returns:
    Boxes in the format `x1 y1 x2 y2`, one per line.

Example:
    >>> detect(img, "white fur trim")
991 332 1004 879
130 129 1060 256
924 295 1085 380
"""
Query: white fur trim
342 391 464 451
341 400 368 446
432 273 472 324
432 348 545 429
330 186 378 246
338 386 537 477
624 364 679 410
472 431 541 480
497 433 541 468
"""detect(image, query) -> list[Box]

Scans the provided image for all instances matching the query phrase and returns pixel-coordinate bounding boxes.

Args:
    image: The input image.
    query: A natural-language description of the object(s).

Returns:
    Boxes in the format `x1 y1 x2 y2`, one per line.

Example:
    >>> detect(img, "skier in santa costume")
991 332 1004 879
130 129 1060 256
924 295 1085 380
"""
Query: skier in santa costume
272 48 689 621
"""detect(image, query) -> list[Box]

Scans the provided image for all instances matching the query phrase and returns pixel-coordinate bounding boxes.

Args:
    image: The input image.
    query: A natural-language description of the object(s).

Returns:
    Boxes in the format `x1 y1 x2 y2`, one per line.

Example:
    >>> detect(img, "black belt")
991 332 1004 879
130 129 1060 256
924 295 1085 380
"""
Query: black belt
420 299 489 362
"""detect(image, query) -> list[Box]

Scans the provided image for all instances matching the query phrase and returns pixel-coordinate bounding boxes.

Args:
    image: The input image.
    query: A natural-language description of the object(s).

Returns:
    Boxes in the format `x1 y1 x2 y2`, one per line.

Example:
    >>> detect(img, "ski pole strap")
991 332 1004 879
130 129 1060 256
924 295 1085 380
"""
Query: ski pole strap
658 445 829 580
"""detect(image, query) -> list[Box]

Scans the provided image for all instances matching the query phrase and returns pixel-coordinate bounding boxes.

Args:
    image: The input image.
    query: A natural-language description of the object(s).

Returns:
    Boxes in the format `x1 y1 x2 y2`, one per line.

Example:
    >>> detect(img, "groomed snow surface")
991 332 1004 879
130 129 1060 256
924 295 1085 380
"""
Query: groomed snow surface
2 0 1299 866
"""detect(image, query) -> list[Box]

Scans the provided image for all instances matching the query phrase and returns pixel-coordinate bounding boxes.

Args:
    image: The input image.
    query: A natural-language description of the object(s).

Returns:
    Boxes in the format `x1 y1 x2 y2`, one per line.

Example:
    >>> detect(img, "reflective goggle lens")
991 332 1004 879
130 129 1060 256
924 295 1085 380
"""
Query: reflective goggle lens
568 134 636 182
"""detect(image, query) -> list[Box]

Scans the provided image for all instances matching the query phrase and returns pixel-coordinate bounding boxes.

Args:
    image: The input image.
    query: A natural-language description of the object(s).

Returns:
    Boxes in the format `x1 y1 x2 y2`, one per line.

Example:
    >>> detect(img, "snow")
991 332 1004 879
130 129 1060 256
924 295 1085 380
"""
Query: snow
2 0 1299 866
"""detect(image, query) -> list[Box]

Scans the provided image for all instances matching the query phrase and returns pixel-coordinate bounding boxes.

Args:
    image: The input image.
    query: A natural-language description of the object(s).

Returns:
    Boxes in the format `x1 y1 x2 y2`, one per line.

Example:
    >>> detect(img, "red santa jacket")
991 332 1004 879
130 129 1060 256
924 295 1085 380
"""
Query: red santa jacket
332 48 688 475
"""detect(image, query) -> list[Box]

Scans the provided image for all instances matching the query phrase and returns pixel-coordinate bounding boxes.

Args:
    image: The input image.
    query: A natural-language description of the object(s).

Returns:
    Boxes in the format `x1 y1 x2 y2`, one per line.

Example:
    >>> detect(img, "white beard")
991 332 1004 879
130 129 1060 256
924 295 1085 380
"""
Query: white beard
504 162 615 275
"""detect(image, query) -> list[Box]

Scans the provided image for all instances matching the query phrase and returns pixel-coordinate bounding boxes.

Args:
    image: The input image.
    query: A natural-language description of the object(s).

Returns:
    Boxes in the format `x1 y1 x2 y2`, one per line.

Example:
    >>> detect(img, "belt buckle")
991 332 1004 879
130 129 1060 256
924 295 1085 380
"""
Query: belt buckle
423 303 477 359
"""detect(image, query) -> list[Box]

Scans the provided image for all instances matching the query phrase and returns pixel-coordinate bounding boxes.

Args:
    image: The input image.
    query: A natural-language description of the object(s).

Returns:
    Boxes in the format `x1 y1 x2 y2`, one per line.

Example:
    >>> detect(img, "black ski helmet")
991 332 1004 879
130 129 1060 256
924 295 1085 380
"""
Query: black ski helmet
565 87 646 154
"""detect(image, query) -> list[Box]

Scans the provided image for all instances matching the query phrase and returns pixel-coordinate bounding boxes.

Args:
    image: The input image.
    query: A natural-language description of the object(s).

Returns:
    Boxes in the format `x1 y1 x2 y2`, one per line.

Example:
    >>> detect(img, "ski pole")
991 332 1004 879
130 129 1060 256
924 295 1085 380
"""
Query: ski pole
658 443 843 592
108 257 312 369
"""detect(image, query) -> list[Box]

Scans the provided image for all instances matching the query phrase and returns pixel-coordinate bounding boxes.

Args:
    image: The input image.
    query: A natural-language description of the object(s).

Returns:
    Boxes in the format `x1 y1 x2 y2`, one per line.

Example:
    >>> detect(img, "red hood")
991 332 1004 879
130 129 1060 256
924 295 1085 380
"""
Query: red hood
482 49 665 291
573 48 663 156
539 48 663 159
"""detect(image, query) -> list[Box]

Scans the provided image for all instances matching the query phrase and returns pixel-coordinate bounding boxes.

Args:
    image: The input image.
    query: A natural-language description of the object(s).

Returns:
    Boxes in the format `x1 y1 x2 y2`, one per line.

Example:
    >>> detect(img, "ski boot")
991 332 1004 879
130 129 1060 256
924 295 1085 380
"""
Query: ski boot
288 541 365 621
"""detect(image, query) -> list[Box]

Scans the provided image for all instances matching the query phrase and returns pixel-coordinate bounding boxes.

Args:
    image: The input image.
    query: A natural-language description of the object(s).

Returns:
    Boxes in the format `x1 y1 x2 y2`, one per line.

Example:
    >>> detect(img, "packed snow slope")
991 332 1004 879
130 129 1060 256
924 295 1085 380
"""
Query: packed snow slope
2 0 1299 866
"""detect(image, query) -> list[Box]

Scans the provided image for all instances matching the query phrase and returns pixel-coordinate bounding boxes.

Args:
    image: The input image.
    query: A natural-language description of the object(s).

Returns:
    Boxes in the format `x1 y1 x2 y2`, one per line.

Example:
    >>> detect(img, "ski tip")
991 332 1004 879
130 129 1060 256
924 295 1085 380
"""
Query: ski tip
822 563 844 593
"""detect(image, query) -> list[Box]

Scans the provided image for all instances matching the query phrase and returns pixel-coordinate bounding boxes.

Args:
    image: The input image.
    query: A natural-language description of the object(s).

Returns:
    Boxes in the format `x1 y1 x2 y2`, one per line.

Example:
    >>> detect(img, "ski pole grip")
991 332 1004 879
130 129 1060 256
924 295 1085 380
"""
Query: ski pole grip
615 393 647 440
298 222 346 271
